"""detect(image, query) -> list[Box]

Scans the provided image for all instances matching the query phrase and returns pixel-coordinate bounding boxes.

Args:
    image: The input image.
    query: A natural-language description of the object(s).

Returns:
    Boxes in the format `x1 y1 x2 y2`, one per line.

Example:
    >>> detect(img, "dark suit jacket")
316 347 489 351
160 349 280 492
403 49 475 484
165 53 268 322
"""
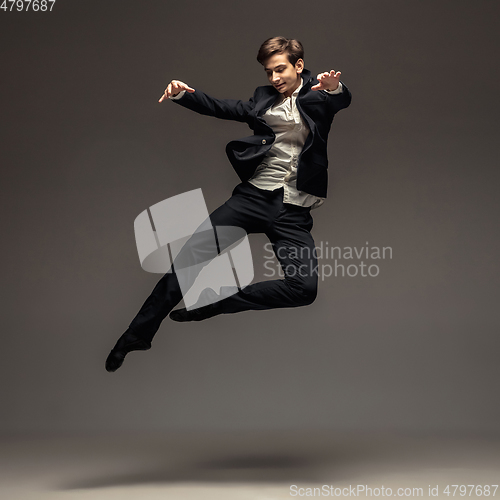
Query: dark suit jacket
171 68 351 198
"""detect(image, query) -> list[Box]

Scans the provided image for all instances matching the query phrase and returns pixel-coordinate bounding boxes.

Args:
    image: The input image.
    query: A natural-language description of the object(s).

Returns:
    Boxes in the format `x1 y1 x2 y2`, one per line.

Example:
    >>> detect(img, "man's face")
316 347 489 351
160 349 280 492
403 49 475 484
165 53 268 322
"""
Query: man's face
263 53 304 98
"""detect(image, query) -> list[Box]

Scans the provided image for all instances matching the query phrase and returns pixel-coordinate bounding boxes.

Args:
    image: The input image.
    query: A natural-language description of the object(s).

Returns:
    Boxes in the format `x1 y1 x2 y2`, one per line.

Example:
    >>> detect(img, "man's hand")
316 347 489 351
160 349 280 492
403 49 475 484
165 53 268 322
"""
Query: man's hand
158 80 195 102
311 70 341 92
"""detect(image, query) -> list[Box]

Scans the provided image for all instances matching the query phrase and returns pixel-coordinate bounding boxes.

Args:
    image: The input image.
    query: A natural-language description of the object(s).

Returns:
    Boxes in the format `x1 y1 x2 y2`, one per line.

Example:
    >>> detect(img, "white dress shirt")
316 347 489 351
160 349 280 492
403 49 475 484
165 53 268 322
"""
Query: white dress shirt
170 77 343 210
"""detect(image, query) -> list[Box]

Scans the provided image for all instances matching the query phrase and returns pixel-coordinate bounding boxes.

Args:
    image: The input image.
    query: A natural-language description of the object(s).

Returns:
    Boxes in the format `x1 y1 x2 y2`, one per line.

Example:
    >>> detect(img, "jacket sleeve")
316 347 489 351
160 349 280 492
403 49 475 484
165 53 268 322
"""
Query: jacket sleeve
171 88 255 123
325 80 352 114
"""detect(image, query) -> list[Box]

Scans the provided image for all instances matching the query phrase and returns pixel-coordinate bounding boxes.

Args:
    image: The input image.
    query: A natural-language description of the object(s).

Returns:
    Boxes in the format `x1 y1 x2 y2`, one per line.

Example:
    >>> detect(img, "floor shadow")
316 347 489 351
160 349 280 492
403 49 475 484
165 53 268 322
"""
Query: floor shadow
59 452 324 490
55 432 427 491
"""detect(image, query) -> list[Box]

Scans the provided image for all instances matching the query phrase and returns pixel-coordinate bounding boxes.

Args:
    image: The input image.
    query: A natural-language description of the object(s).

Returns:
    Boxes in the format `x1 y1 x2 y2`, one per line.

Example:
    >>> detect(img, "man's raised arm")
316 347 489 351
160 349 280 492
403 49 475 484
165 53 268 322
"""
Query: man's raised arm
312 70 352 112
158 79 255 123
158 80 195 102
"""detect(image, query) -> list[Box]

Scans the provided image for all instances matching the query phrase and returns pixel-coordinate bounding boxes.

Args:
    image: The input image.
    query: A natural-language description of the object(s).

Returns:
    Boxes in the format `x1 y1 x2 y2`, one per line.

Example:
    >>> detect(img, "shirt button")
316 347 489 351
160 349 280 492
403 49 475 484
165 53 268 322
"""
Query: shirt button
262 139 266 144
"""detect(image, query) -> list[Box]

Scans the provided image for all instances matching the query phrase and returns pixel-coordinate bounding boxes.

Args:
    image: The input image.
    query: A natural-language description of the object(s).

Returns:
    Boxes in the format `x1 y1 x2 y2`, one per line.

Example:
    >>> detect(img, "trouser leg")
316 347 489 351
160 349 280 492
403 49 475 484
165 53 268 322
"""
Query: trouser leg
128 195 254 342
212 203 319 315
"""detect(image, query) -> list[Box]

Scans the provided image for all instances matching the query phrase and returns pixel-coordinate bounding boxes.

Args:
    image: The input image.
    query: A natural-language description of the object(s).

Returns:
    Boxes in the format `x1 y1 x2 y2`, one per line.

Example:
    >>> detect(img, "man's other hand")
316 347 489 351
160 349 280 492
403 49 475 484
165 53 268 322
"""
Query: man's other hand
159 80 195 102
311 70 341 92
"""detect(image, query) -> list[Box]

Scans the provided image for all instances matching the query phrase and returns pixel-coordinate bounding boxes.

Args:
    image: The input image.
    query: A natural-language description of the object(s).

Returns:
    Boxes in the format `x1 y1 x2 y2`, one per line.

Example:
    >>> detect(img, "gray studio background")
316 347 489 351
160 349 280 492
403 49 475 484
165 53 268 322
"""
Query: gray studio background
1 0 499 434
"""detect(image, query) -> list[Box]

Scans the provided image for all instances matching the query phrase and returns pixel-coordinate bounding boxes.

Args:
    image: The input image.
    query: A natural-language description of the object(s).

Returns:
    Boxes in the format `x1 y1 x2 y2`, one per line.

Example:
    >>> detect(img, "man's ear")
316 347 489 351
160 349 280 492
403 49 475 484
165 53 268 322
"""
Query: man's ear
295 58 304 73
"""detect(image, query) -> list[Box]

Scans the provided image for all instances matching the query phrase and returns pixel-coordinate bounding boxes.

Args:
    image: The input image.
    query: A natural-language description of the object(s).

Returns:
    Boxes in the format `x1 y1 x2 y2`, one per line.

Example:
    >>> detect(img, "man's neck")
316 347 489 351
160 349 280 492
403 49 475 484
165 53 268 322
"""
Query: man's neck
284 75 302 98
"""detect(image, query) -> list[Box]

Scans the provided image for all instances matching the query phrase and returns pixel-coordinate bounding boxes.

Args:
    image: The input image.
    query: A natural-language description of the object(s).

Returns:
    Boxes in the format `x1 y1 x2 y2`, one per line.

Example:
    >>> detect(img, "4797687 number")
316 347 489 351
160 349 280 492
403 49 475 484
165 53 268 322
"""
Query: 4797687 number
1 0 56 11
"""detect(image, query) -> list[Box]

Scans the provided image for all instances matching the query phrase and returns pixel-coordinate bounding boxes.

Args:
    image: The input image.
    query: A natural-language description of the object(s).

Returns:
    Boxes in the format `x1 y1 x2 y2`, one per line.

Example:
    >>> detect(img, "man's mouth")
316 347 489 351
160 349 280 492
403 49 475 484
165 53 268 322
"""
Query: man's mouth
276 83 284 90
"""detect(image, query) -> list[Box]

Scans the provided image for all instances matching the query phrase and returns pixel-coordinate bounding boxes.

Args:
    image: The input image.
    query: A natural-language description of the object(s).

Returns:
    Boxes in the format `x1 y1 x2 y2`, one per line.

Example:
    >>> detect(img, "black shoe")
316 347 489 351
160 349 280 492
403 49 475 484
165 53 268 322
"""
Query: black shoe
105 328 151 372
169 288 221 322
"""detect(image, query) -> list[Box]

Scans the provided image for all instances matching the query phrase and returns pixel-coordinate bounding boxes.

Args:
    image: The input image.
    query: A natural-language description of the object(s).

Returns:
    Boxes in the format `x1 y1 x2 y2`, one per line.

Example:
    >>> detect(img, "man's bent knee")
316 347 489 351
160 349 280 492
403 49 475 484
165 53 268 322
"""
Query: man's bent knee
289 279 317 306
301 282 318 306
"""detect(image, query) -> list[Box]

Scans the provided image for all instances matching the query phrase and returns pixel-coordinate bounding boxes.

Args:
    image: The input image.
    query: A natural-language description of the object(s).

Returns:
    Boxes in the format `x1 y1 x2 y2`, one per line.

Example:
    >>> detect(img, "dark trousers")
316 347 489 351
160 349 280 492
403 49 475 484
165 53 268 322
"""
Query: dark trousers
129 181 319 343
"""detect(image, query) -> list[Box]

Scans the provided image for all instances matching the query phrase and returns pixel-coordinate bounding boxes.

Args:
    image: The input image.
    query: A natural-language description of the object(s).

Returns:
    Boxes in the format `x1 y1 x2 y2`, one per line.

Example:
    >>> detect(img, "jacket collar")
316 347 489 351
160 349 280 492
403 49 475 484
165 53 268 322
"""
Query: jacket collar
301 68 313 86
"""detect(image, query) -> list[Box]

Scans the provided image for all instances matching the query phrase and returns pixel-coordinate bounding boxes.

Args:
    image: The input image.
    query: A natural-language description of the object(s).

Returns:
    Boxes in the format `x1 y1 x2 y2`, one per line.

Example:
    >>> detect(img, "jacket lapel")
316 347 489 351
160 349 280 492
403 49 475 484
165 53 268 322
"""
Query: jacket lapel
255 92 279 117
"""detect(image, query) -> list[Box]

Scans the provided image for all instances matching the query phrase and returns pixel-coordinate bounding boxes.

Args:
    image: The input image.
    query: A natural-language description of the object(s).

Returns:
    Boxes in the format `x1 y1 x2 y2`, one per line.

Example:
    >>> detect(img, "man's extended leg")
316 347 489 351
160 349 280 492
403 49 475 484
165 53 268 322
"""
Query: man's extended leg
105 184 260 371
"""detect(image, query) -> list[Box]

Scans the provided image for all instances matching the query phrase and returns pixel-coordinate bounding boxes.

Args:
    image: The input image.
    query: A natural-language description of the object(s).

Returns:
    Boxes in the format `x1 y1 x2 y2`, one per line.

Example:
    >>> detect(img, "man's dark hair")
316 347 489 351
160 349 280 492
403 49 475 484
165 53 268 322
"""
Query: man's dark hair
257 36 304 66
